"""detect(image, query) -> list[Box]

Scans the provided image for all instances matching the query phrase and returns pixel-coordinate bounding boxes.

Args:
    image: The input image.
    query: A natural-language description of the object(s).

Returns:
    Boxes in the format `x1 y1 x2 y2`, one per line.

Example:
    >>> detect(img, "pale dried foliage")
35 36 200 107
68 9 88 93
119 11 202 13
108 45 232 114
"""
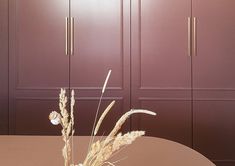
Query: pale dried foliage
82 131 145 166
94 100 115 136
81 107 156 166
49 89 75 166
49 73 156 166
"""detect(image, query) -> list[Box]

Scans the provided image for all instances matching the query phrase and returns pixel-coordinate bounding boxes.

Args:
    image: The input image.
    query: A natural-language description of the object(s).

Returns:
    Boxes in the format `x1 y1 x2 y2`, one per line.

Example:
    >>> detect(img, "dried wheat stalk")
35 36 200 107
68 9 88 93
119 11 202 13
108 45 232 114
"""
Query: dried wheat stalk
49 72 156 166
49 89 75 166
94 100 115 136
81 108 156 166
104 109 156 145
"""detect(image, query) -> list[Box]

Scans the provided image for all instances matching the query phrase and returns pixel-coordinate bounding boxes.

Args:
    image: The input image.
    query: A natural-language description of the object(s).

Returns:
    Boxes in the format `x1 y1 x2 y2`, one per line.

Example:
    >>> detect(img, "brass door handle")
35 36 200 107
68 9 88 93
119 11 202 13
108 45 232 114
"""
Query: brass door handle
65 17 69 55
193 17 197 56
70 17 74 55
188 17 192 56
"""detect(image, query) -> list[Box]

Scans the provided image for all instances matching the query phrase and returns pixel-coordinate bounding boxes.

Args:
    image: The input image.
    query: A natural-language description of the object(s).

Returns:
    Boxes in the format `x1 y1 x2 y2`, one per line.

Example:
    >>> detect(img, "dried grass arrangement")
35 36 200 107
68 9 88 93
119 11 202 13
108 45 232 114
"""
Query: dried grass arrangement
49 70 156 166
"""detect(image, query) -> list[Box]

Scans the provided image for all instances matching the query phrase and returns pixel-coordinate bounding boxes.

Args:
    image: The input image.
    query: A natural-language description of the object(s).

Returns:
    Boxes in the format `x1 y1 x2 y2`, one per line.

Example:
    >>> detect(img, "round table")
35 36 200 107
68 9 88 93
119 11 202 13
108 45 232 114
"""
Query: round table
0 136 215 166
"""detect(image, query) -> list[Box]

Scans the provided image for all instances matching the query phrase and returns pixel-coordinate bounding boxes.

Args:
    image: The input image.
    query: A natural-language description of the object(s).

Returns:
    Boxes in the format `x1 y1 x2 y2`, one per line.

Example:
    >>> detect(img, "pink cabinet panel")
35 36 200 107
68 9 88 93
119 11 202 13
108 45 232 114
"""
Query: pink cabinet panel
74 99 128 135
138 100 192 146
192 0 235 165
9 0 131 135
71 0 126 88
131 0 192 146
10 0 69 88
0 0 9 134
14 99 61 135
192 0 235 89
9 0 70 134
194 101 235 160
132 0 191 89
70 0 131 134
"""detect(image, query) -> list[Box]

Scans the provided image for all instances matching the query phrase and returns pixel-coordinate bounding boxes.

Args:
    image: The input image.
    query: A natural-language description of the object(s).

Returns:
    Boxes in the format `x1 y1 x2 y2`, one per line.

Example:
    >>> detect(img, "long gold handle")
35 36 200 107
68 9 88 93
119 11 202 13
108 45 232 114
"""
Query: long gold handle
188 17 192 56
70 17 74 55
193 17 197 56
65 17 69 55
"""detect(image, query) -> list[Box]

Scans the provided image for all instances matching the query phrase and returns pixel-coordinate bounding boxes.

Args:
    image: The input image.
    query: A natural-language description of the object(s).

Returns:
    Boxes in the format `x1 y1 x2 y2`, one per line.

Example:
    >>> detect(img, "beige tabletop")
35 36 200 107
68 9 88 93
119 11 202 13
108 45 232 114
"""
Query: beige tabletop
0 136 215 166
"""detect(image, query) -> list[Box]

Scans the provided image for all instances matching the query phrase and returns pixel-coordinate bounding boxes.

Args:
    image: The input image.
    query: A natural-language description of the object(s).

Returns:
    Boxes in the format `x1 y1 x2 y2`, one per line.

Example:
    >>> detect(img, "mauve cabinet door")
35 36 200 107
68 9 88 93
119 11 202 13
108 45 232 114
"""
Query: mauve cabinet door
131 0 192 146
70 0 131 135
192 0 235 164
0 0 9 134
9 0 69 134
192 0 235 89
194 101 235 164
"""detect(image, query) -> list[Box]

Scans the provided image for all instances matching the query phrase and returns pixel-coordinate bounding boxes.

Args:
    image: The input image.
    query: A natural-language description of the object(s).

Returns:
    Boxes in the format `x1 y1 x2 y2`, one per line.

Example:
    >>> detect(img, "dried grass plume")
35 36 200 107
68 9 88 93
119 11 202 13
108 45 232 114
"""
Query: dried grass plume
49 72 156 166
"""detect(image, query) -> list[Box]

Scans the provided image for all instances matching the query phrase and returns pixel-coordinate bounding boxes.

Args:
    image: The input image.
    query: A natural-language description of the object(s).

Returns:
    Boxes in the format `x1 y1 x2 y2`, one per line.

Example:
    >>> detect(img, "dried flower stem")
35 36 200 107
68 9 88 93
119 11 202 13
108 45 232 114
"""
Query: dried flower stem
94 100 115 136
71 90 75 164
103 161 115 166
82 109 156 166
49 89 75 166
88 70 112 155
104 109 156 145
102 70 112 94
49 71 157 166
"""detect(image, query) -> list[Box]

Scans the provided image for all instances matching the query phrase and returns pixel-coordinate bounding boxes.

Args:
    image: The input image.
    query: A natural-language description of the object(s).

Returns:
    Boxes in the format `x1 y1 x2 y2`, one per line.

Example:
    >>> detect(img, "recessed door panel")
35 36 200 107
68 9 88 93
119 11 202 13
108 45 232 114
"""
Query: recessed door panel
131 0 191 89
70 0 131 135
193 0 235 89
192 0 235 164
131 0 192 146
9 0 70 134
194 101 235 160
15 99 61 135
11 0 69 88
0 0 9 134
74 99 128 135
71 0 127 89
138 100 192 146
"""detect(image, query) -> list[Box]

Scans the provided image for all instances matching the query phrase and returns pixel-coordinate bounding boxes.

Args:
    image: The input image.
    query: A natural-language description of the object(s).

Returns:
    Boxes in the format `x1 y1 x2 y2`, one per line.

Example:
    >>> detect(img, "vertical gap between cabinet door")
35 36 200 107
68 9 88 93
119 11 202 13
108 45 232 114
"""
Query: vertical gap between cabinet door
68 0 72 132
129 0 132 131
190 0 194 149
68 0 71 97
7 0 10 135
69 0 71 91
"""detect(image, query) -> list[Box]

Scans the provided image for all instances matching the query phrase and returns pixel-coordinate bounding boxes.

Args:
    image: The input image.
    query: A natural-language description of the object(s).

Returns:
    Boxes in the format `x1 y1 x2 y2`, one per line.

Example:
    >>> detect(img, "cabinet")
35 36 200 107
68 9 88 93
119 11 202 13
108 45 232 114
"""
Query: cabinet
131 0 235 165
9 0 130 135
0 0 9 134
130 0 192 146
192 0 235 165
70 0 131 135
5 0 235 165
